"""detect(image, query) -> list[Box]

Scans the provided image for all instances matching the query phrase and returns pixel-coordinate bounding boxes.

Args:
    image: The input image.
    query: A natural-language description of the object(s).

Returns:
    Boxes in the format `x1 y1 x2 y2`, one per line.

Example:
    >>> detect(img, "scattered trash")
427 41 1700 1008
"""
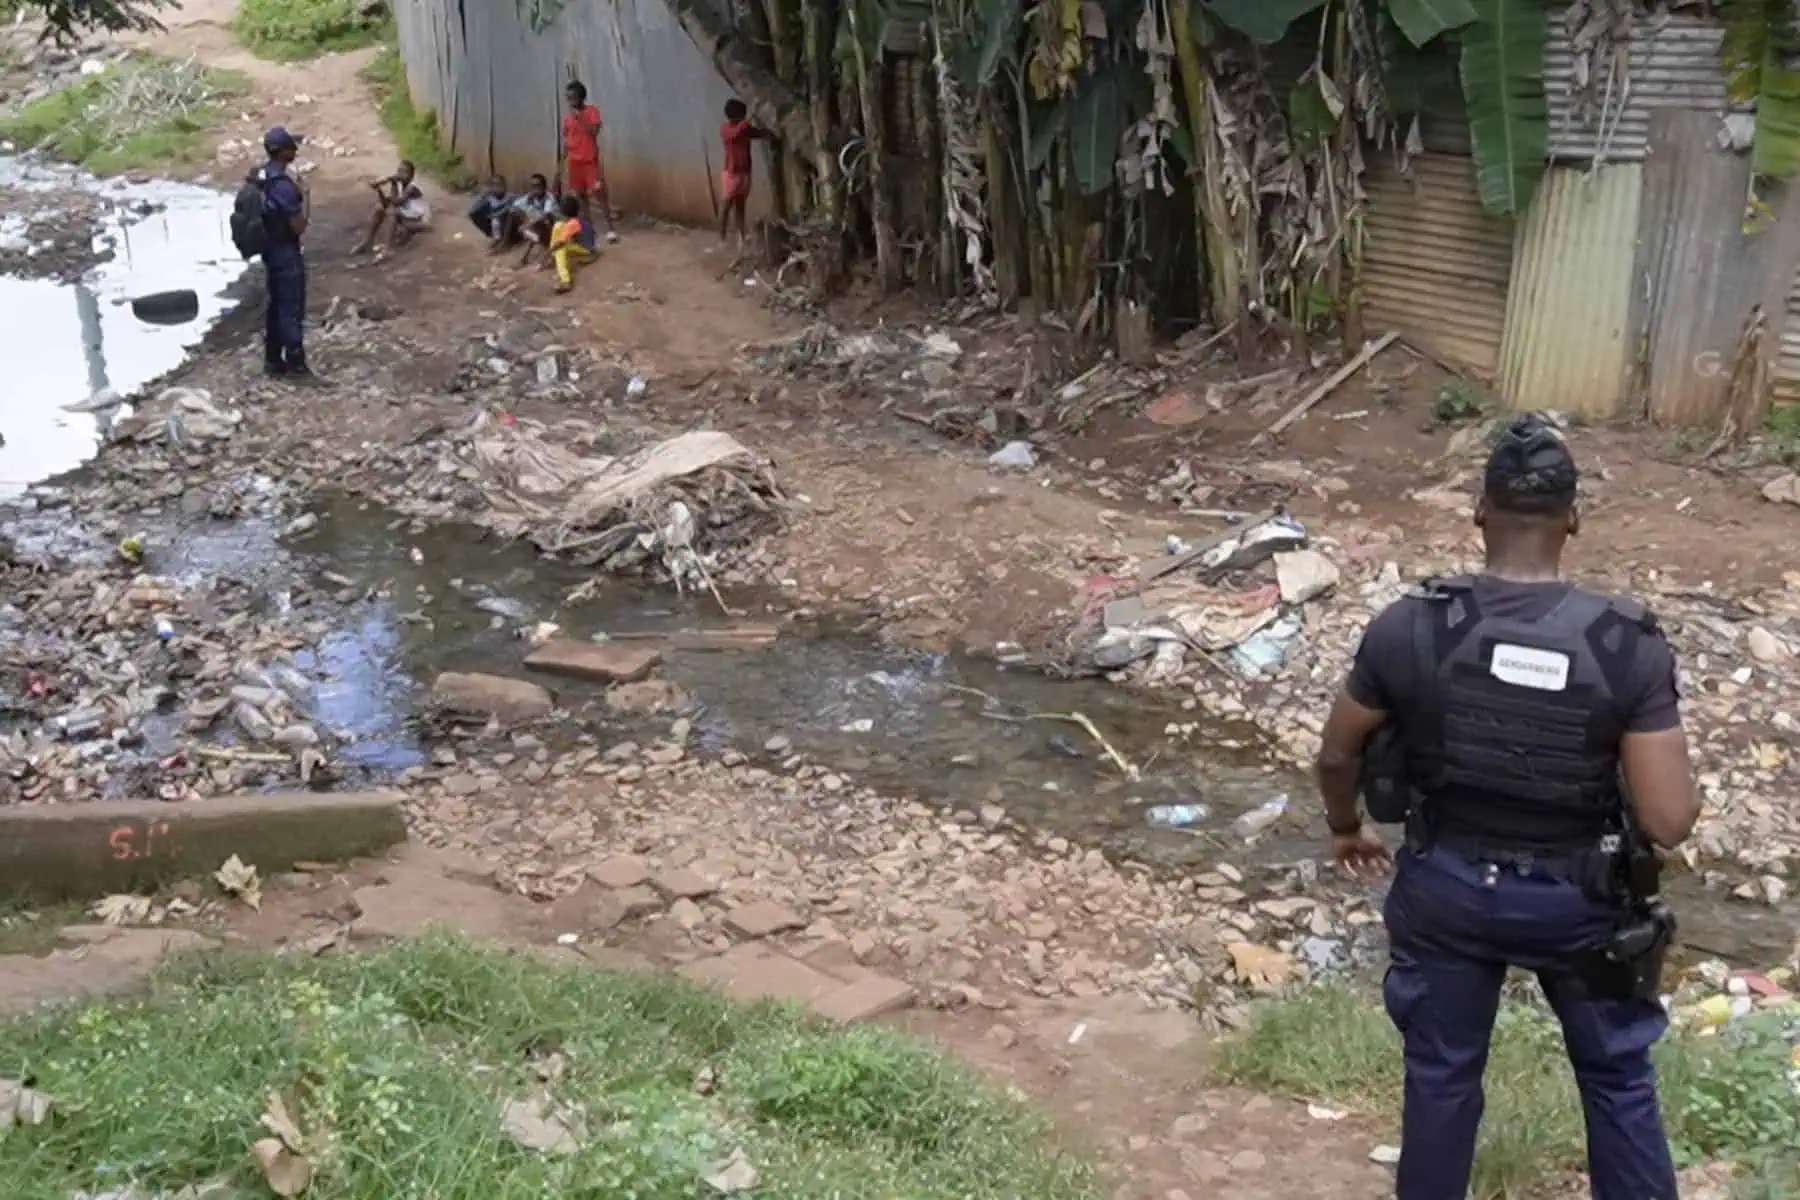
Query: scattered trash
1231 616 1302 677
214 855 262 911
626 375 648 399
1308 1103 1347 1121
1227 942 1299 990
1145 803 1210 828
499 1093 581 1155
987 440 1037 470
703 1147 761 1195
1234 793 1290 837
0 1077 55 1134
92 893 154 925
1369 1144 1402 1167
1273 549 1340 605
251 1091 312 1197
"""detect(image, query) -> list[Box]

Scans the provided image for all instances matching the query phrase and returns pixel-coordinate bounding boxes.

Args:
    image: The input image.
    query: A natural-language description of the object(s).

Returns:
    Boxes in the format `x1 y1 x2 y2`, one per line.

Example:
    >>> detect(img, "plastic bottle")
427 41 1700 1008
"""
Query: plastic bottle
1234 793 1290 836
1146 803 1210 828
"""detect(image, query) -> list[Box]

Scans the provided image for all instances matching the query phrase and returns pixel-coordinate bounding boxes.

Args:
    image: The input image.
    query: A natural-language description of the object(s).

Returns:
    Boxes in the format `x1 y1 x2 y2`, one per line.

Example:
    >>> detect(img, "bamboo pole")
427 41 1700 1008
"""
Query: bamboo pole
847 0 901 289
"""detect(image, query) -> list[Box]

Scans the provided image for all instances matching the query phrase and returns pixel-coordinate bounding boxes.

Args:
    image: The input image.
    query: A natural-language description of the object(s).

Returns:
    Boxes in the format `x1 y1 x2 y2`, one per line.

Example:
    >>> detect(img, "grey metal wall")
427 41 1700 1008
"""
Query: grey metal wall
393 0 771 226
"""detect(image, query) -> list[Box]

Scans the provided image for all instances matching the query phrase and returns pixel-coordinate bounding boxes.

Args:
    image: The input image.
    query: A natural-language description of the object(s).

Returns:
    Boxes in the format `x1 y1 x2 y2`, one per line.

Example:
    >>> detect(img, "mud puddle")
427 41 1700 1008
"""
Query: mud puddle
0 156 245 498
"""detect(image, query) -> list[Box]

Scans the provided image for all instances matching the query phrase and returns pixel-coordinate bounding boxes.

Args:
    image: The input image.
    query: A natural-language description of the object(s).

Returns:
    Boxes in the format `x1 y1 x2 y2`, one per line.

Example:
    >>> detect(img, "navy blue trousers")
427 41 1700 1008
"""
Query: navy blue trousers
263 244 306 367
1383 847 1677 1200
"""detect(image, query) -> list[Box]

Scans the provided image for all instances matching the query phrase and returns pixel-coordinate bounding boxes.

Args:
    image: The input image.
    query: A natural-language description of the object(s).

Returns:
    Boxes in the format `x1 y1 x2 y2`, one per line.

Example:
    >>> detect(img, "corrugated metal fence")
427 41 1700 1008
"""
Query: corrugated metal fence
392 0 769 225
1544 10 1730 163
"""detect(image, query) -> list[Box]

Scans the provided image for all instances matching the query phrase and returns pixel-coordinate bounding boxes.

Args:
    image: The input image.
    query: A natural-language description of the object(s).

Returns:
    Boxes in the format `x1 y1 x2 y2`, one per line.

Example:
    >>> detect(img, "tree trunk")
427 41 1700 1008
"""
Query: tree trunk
847 2 901 289
1169 0 1239 326
664 0 821 165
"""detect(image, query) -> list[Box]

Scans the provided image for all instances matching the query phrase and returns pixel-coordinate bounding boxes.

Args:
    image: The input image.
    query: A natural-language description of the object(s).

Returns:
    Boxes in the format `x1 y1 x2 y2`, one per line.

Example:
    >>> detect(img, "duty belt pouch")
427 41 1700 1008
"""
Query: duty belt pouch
1571 904 1676 1003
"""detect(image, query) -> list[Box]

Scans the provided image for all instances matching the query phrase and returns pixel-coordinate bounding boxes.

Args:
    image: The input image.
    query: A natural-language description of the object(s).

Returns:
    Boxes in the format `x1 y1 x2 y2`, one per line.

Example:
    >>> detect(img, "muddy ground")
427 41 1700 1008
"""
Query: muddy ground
2 1 1798 1195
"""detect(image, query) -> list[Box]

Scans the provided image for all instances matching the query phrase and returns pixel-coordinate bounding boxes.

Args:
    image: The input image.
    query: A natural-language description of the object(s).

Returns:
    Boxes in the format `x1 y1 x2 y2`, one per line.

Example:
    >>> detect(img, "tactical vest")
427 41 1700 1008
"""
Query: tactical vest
1405 576 1658 849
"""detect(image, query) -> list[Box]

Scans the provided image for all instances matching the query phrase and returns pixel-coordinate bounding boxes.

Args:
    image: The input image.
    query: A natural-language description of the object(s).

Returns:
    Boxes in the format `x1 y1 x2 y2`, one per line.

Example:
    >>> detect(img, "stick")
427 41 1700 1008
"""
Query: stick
1259 331 1399 440
193 746 290 765
1135 507 1278 584
1027 711 1140 780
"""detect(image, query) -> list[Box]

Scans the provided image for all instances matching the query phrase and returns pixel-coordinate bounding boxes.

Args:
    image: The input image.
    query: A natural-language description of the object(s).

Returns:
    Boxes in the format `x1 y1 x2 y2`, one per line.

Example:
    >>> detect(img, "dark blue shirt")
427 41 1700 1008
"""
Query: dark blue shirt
259 161 304 245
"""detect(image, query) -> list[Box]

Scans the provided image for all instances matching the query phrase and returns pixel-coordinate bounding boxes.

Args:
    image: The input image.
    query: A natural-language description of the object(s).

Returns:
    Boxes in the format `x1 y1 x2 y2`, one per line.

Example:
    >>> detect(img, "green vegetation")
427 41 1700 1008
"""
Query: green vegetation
0 53 245 175
1431 378 1496 425
0 935 1099 1198
232 0 386 62
1761 404 1800 467
359 45 476 190
0 902 86 957
1221 982 1800 1199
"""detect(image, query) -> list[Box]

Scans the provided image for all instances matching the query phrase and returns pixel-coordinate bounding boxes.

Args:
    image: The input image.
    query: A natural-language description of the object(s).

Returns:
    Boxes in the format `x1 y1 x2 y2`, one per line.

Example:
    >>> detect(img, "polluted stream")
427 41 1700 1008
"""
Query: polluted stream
0 156 245 498
9 485 1789 973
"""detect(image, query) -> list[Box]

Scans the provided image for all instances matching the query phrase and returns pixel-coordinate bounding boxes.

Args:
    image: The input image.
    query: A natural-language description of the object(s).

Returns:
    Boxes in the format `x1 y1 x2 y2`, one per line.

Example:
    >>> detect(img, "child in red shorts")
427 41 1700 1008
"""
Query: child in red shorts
560 79 619 244
718 98 771 246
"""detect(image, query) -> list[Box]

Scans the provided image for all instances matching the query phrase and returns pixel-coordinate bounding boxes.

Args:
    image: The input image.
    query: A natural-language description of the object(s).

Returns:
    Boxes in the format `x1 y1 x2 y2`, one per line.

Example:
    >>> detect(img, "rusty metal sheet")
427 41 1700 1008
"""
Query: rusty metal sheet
1360 153 1515 376
392 0 774 226
1773 269 1800 410
1499 164 1642 418
1639 110 1800 427
1545 9 1731 164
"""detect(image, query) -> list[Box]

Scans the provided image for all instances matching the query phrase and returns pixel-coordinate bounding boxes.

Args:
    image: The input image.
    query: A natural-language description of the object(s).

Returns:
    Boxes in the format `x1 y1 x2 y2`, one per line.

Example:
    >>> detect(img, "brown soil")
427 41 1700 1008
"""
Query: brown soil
7 3 1793 1195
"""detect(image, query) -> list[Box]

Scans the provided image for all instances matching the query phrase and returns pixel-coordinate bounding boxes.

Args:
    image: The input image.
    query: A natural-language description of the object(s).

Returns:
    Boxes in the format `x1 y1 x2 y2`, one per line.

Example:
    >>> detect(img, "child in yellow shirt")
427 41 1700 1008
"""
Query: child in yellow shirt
548 194 592 293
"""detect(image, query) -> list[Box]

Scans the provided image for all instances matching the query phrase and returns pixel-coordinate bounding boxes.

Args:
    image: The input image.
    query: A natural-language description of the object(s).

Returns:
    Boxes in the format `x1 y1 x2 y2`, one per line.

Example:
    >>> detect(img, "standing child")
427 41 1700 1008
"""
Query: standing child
548 195 592 293
560 80 619 244
718 98 771 247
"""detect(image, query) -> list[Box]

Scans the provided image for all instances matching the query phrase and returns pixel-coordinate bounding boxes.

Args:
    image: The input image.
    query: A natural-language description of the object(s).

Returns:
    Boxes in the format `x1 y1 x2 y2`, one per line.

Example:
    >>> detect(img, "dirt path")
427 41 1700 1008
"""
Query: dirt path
9 3 1794 1195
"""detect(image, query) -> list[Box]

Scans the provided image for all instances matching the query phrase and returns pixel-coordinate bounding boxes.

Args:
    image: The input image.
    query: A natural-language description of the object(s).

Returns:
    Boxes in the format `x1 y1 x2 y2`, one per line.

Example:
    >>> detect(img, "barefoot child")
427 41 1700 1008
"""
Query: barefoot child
502 173 559 265
549 194 592 293
560 80 619 244
718 99 771 246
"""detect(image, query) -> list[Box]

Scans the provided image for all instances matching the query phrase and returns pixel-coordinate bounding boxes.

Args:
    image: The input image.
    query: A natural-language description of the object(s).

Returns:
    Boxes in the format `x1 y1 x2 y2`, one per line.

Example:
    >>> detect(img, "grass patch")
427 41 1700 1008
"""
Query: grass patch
1220 982 1800 1198
360 45 476 190
232 0 387 62
1761 404 1800 468
0 934 1100 1198
0 53 246 175
0 902 87 957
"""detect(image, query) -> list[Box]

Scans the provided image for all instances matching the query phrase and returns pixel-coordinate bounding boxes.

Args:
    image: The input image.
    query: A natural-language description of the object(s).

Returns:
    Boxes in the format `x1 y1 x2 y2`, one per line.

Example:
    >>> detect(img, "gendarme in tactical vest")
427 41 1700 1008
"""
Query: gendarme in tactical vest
1362 575 1665 854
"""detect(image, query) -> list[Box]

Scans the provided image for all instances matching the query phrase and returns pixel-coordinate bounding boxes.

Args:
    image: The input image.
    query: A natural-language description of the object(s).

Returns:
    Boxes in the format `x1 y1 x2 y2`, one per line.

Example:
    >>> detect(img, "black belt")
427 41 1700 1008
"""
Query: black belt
1434 837 1591 877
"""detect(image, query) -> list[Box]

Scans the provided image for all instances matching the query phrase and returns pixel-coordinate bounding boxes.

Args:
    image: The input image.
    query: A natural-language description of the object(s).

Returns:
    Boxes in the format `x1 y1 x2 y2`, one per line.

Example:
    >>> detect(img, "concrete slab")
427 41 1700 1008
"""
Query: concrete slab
723 900 807 939
677 943 839 1006
525 640 662 684
812 975 917 1023
0 793 407 903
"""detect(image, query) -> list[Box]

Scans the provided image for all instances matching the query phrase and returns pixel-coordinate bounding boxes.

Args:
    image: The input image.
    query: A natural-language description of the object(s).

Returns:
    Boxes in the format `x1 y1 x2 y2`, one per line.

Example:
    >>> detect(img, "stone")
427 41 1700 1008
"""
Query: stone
1747 626 1789 664
602 886 664 924
811 975 916 1023
1274 549 1340 605
588 856 652 890
654 868 717 900
677 944 838 1005
525 640 661 684
605 679 689 714
724 900 807 939
431 672 553 723
0 793 406 902
668 898 706 930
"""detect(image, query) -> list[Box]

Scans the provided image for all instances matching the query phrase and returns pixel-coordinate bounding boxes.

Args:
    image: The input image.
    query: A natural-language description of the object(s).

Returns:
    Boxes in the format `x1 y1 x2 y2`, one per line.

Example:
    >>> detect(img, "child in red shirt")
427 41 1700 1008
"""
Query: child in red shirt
718 98 771 245
560 80 619 243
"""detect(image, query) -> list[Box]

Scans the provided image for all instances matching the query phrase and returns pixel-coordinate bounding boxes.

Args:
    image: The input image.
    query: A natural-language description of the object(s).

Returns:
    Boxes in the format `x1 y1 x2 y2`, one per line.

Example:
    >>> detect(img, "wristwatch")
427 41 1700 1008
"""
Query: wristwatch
1326 813 1363 836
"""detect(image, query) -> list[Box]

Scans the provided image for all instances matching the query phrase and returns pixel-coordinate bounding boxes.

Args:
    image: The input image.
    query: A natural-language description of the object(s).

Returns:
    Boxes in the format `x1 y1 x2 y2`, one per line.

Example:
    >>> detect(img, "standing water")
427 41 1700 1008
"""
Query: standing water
0 156 245 497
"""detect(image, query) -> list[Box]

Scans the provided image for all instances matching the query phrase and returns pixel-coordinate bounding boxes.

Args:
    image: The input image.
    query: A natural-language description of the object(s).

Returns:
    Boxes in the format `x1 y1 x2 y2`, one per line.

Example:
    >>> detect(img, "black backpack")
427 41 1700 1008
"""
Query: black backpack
229 174 269 260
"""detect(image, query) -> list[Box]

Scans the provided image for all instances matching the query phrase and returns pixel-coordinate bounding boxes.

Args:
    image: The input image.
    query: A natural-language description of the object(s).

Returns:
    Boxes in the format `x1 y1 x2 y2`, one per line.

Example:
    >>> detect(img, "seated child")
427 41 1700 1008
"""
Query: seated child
355 160 430 254
467 174 512 243
500 173 558 264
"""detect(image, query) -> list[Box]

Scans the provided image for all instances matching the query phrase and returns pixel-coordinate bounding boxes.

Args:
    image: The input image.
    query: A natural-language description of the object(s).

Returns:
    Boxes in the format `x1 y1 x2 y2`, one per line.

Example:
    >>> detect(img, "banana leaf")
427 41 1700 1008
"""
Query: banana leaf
1378 10 1464 117
1068 66 1123 194
1202 0 1326 45
1718 0 1800 179
1459 0 1549 216
974 0 1021 86
1754 60 1800 178
1386 0 1478 48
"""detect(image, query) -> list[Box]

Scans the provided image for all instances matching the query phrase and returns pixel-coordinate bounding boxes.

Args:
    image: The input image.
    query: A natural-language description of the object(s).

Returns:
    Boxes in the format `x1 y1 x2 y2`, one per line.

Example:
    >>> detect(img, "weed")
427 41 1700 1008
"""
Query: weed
0 934 1100 1198
1760 405 1800 468
1220 981 1800 1199
0 53 245 175
359 45 476 190
1431 378 1495 425
232 0 386 62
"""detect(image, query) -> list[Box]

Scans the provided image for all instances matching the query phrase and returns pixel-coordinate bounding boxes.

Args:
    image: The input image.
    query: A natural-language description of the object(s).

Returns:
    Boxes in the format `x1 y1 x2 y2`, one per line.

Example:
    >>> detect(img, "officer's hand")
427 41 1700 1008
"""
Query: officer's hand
1331 829 1392 881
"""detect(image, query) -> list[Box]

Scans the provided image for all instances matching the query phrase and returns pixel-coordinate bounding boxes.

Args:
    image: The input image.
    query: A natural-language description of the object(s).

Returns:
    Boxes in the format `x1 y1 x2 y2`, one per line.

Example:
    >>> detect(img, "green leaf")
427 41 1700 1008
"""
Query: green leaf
1378 11 1465 116
1027 102 1070 170
1202 0 1326 45
1386 0 1478 48
1754 59 1800 178
1459 0 1549 215
975 0 1022 85
1067 68 1122 194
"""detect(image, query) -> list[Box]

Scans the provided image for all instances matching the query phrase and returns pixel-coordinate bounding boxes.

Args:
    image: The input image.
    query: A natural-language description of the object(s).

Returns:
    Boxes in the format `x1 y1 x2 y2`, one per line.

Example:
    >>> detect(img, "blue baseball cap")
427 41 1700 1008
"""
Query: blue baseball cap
263 126 303 152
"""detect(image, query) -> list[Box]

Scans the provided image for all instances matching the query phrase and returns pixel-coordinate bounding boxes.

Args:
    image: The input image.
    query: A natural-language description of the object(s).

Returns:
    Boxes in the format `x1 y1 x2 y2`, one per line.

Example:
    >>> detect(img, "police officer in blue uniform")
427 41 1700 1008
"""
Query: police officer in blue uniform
256 127 315 381
1314 414 1700 1200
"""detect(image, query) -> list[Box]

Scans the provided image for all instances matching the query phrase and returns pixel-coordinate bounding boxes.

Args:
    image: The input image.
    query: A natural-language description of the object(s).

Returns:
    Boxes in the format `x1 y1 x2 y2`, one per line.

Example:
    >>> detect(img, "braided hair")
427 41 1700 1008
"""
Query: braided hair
1483 414 1578 516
